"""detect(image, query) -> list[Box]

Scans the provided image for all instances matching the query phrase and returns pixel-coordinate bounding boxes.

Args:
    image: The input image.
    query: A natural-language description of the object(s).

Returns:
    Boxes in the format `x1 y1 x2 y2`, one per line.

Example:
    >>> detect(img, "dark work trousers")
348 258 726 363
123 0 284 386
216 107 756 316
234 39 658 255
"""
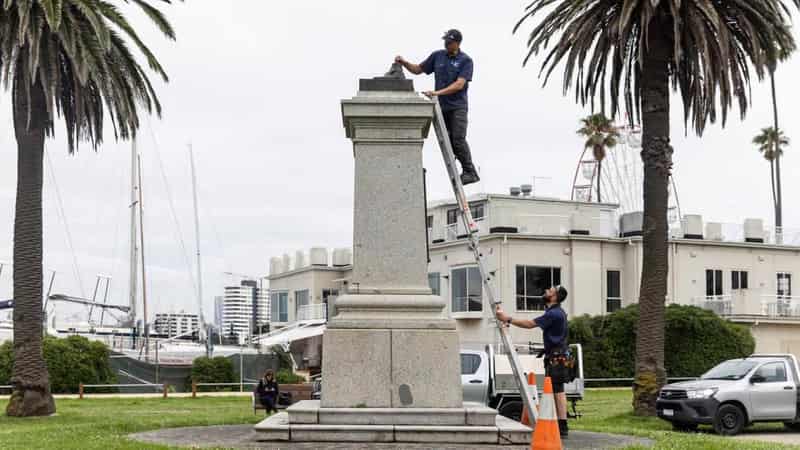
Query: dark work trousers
260 393 277 413
442 108 476 174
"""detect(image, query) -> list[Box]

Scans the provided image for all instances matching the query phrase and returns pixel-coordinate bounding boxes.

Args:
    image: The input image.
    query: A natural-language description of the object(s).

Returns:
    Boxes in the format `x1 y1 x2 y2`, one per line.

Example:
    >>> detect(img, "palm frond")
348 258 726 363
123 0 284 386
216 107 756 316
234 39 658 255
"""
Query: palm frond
0 0 179 151
515 0 800 135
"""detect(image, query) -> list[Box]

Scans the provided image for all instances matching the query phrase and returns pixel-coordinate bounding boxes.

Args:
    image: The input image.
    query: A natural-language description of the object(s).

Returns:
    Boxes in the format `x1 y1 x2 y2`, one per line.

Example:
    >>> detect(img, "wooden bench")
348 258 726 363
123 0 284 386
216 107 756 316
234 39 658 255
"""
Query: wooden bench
253 383 314 415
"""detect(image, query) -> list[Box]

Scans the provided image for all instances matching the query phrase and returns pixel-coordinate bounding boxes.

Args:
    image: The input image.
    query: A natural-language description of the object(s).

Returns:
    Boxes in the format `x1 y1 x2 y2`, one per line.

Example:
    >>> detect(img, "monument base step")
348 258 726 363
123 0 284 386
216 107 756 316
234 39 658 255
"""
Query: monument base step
254 412 531 444
287 400 497 426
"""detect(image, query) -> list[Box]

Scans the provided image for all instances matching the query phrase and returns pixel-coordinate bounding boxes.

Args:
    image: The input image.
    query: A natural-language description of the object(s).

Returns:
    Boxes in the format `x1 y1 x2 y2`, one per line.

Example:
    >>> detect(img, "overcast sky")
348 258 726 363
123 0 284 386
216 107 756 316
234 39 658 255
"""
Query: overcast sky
1 1 798 324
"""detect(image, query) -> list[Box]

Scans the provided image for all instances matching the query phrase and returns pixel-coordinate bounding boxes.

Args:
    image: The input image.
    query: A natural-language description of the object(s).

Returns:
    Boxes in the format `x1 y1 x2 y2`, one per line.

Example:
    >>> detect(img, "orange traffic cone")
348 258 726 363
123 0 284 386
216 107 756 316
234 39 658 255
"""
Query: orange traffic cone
531 376 562 450
520 372 537 426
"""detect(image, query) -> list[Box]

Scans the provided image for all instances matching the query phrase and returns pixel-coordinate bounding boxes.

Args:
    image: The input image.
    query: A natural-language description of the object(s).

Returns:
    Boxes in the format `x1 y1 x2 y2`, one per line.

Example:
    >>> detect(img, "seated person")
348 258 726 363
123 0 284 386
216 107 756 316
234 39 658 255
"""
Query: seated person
254 369 279 414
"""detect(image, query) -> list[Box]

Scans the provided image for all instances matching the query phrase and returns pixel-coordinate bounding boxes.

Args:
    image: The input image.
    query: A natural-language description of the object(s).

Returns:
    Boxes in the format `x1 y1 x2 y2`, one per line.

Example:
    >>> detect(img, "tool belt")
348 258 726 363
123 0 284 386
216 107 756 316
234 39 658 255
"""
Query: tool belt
544 348 577 383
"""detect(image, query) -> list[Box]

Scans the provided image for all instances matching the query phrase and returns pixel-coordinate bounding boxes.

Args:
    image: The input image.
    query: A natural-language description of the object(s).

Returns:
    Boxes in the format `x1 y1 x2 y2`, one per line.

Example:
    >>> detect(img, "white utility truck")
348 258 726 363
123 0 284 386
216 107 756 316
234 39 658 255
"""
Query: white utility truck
461 343 585 421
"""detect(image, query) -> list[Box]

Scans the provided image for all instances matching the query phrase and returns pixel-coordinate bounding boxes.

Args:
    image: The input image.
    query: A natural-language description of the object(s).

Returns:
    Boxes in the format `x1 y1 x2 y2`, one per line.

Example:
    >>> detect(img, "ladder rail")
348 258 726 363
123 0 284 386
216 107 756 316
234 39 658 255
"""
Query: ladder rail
429 98 539 425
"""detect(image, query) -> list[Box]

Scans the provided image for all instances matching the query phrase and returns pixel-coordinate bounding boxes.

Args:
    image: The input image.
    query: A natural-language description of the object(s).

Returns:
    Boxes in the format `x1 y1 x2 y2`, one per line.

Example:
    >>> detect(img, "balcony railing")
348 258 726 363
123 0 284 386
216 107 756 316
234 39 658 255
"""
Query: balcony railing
297 303 327 322
691 295 733 316
443 217 486 241
760 295 800 318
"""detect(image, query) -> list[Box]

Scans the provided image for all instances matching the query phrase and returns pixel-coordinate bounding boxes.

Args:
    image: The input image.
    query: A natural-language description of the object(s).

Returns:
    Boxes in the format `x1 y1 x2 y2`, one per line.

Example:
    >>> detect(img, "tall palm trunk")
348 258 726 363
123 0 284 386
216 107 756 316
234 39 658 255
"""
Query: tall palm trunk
770 71 783 243
632 15 671 416
6 74 56 417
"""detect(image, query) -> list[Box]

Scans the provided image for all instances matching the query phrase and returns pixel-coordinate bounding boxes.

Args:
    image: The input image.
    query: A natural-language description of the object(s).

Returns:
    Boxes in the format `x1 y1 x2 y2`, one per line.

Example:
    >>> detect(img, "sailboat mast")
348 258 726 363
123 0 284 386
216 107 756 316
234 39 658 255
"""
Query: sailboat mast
189 145 207 342
137 154 150 360
128 140 140 328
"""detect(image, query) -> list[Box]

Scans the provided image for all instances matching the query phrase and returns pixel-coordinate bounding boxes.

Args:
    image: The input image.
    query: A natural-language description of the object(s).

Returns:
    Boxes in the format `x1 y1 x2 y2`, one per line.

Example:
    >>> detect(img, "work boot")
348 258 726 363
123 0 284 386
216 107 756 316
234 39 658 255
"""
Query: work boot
558 419 569 438
460 170 480 186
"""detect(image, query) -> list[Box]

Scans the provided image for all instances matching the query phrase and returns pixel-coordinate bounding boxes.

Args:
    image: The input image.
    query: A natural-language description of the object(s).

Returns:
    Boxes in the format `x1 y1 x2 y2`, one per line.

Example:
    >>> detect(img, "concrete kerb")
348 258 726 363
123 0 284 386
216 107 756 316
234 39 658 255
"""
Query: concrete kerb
129 423 655 449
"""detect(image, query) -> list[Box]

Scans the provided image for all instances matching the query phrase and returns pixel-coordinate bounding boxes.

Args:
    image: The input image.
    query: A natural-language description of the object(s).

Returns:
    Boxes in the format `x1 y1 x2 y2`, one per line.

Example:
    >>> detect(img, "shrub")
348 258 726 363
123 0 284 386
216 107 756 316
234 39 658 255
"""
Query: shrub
190 356 235 384
569 304 755 379
275 369 304 384
0 335 116 393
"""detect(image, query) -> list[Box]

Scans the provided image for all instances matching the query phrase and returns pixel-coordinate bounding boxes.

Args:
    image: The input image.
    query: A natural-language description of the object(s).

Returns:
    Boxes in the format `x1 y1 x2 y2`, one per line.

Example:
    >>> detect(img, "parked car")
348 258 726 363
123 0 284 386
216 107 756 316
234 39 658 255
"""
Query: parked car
656 353 800 435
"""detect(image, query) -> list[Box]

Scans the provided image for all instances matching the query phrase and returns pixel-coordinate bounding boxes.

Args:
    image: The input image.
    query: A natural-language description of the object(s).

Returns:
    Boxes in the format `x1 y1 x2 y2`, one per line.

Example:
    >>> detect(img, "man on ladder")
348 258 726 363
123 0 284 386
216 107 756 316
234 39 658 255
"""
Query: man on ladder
393 35 539 432
395 28 480 185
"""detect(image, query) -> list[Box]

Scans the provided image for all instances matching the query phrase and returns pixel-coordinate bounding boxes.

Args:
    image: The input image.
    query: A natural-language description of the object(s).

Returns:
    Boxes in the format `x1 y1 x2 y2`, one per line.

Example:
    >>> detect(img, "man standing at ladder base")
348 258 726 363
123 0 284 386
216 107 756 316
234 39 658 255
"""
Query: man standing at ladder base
395 29 480 185
496 286 571 438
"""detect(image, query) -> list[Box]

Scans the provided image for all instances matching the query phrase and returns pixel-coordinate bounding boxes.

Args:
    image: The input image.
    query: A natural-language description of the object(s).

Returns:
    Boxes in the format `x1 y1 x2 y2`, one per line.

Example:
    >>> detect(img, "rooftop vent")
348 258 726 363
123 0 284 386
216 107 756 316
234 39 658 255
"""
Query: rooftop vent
509 186 521 197
520 184 533 197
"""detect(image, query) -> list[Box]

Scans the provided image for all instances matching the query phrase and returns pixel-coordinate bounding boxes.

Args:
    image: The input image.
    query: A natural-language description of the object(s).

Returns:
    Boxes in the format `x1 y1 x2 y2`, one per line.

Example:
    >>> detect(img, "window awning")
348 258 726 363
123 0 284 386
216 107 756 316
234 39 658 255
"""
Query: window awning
259 323 326 347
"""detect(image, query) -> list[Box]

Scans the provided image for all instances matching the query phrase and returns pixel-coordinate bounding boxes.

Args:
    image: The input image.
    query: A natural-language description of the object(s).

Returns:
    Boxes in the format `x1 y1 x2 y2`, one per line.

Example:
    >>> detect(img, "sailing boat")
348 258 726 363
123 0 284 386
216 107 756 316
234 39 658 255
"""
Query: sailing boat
47 141 256 365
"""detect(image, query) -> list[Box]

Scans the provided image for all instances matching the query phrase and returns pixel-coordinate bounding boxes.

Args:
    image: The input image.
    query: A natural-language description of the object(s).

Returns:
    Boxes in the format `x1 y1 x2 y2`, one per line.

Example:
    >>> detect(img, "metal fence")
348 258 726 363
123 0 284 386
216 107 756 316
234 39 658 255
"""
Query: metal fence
584 377 697 386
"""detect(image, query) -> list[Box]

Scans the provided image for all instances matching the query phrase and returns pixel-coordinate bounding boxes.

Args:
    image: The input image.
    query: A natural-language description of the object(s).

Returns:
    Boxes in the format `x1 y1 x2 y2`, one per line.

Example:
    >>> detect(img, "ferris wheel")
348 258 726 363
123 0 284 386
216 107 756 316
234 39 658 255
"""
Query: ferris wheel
570 121 683 226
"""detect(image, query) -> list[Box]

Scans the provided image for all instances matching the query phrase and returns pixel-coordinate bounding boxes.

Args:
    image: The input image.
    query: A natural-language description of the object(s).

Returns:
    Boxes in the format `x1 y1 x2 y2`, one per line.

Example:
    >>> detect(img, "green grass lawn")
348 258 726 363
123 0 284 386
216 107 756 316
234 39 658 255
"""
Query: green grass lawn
577 389 798 450
0 390 798 449
0 396 263 450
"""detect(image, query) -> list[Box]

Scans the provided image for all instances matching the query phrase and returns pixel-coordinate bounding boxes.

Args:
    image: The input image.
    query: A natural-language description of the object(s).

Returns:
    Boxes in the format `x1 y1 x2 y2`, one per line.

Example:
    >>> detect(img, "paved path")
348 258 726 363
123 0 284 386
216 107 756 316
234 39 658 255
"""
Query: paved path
0 392 253 400
130 424 653 449
734 429 800 446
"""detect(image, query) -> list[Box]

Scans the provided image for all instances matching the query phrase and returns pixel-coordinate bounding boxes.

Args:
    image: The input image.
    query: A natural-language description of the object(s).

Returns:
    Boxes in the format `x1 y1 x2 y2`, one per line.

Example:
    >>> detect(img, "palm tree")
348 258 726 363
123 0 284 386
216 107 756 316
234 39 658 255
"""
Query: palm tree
577 113 620 203
515 0 798 415
764 46 791 242
1 0 177 417
753 127 789 229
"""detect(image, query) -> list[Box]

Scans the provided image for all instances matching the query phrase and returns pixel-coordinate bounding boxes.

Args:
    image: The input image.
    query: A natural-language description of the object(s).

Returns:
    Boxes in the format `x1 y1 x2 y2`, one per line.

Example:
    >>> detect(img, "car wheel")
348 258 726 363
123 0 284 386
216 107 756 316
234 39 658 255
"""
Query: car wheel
713 404 745 436
672 422 699 432
784 422 800 431
498 400 523 422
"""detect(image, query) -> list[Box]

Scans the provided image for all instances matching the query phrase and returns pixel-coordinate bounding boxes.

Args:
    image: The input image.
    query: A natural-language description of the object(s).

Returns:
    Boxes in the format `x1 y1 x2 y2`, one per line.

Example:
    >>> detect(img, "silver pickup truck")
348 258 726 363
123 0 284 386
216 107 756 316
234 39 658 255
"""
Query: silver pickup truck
657 353 800 435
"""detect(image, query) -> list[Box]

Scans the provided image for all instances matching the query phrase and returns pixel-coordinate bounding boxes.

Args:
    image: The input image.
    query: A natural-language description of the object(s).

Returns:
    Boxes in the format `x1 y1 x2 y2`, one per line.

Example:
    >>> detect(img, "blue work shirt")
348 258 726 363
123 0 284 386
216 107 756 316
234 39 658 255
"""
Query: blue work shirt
534 304 568 355
420 49 473 112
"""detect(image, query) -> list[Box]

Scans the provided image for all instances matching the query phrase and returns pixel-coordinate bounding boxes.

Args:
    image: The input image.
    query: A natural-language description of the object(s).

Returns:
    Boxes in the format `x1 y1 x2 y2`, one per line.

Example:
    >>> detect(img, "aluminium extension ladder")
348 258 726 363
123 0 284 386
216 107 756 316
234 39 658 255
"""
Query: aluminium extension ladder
430 99 539 425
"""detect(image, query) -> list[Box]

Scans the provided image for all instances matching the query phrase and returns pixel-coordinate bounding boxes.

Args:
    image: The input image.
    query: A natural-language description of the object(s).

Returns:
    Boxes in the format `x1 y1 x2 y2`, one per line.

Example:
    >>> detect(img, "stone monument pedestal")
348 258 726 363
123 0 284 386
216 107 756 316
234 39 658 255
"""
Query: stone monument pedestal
254 69 531 444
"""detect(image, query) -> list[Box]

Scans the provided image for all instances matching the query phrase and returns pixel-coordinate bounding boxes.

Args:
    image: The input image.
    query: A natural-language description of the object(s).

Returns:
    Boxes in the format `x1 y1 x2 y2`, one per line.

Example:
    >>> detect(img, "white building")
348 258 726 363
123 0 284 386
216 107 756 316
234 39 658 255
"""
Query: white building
214 296 224 327
153 312 200 337
221 280 269 343
264 191 800 369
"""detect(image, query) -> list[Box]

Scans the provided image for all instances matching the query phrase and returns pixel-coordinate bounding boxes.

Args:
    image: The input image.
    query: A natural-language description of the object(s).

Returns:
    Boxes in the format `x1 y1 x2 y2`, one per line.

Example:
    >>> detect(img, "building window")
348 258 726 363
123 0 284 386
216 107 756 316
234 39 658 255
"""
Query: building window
470 202 485 220
447 209 459 225
607 270 622 313
295 290 309 316
426 215 433 229
705 269 723 297
428 273 441 296
516 266 562 312
732 271 748 290
270 292 288 322
452 266 482 312
777 272 792 298
322 289 338 303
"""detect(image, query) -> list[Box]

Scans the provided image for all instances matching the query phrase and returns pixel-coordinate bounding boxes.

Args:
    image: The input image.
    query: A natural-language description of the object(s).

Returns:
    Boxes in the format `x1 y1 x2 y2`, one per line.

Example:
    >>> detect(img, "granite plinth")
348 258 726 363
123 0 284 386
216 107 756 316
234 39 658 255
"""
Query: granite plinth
320 327 461 409
287 400 497 426
360 77 414 92
254 411 532 444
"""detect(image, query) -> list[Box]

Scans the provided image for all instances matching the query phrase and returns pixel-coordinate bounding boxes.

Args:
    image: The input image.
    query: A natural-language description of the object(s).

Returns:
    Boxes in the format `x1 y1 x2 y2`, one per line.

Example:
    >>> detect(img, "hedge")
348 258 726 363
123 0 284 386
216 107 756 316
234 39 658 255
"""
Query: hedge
569 304 755 379
190 356 235 384
0 335 116 393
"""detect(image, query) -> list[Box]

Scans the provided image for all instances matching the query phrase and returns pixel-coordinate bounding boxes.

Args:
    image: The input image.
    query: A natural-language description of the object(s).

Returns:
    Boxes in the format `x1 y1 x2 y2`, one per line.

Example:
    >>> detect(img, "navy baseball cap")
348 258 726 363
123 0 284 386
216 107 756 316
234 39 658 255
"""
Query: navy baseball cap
555 285 568 303
442 29 463 43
